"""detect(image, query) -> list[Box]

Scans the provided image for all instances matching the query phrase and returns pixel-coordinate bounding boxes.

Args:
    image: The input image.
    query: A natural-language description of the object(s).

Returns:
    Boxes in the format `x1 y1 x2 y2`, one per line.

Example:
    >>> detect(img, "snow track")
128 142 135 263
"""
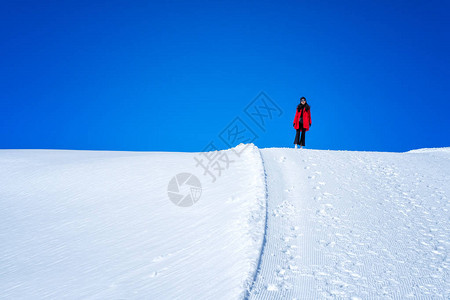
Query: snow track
248 147 450 299
244 148 270 300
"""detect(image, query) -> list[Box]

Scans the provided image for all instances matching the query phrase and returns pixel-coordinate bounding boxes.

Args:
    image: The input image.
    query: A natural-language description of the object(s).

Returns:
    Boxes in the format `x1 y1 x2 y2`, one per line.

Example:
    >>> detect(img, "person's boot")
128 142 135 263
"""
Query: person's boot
294 144 298 149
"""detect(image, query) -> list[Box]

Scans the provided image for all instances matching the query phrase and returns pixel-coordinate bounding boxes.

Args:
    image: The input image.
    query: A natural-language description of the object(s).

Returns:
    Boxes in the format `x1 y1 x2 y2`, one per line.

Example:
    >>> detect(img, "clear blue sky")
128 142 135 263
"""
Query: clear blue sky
1 0 449 152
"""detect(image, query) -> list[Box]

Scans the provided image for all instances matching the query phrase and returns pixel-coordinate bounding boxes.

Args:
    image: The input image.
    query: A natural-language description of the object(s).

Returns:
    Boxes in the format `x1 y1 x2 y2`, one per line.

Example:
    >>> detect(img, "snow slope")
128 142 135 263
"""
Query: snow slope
0 144 266 299
249 147 450 299
1 145 449 299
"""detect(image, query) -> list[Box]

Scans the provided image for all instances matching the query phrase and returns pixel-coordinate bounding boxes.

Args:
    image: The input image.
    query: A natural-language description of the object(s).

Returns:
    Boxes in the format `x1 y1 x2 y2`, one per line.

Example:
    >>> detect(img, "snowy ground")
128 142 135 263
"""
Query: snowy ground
1 145 449 299
249 147 450 299
0 145 266 299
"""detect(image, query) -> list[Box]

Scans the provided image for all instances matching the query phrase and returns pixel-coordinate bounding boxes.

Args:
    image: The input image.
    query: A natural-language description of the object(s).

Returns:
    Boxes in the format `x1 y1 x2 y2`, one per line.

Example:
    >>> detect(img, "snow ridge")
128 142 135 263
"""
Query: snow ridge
243 146 270 300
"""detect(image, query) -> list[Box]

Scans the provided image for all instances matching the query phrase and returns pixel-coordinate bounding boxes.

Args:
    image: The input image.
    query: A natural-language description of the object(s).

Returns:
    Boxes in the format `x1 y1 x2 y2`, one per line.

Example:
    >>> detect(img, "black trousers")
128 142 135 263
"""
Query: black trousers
294 127 306 146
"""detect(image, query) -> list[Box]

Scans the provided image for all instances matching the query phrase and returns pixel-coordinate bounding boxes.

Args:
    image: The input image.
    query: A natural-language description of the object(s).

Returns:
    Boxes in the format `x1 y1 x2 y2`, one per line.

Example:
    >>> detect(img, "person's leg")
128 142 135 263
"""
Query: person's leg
294 128 301 147
300 128 306 147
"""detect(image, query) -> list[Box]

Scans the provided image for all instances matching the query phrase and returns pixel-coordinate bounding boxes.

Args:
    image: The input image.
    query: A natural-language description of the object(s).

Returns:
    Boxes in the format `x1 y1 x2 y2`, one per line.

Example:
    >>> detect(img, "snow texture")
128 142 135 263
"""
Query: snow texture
1 144 449 299
0 145 266 299
248 147 450 299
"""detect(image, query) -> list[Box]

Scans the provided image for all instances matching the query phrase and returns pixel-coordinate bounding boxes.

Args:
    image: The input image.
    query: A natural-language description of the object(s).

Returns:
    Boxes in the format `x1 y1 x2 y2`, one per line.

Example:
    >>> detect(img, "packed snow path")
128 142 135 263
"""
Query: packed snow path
248 148 450 299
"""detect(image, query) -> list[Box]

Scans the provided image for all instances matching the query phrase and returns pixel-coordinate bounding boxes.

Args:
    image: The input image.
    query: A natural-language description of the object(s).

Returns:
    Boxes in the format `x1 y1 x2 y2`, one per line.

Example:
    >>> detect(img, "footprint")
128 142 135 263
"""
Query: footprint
150 271 159 278
319 240 336 247
282 248 292 255
282 282 294 290
283 236 293 242
284 186 295 193
316 209 328 216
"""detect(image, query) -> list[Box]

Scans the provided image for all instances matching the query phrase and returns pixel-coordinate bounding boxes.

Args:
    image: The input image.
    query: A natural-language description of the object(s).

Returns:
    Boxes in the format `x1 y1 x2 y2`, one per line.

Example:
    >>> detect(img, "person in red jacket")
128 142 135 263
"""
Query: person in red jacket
293 97 311 148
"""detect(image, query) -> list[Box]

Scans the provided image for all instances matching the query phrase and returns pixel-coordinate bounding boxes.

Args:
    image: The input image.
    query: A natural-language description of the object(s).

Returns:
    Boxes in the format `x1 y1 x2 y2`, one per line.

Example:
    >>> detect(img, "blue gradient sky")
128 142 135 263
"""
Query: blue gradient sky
1 0 449 152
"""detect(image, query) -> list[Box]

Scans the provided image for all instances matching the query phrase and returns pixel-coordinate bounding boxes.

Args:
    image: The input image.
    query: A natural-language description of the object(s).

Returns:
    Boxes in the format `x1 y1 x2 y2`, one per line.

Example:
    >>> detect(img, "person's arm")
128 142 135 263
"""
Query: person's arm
293 111 299 126
309 110 312 126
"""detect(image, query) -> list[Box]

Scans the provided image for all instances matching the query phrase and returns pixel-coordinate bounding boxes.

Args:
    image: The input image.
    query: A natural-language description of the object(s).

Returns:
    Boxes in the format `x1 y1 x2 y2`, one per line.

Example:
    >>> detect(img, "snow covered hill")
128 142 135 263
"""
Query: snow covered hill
1 145 449 299
250 147 449 299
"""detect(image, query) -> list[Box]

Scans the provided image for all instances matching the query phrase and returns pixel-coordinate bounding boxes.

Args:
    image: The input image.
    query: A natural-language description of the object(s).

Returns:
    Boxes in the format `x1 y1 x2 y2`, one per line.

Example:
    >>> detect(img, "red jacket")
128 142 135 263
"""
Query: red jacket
293 107 311 131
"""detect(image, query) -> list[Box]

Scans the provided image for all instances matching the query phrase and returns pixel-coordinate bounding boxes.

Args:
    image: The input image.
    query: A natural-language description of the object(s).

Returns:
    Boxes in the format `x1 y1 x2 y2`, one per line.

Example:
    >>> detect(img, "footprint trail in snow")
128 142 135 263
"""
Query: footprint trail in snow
248 148 450 299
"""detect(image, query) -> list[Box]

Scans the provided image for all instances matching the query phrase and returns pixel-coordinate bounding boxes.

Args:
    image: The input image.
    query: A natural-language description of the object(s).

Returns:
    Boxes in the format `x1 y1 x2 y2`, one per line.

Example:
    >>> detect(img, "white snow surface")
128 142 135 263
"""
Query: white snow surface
1 144 449 299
